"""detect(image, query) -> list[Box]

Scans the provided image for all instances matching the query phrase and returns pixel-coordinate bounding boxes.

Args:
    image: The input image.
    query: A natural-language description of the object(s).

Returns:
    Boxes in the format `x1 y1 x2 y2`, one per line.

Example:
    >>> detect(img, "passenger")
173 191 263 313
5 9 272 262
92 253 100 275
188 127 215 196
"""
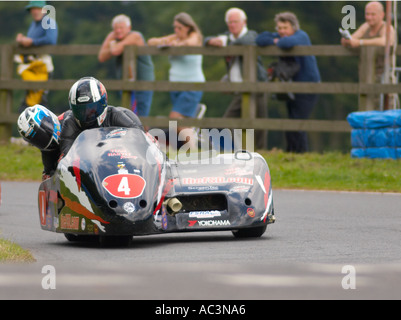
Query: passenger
59 77 144 157
17 104 68 180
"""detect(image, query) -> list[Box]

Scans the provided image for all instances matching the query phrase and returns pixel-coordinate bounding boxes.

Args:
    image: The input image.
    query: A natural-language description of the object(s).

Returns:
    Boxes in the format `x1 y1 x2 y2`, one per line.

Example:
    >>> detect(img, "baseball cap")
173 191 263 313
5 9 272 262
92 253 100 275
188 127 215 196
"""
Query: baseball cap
25 1 47 11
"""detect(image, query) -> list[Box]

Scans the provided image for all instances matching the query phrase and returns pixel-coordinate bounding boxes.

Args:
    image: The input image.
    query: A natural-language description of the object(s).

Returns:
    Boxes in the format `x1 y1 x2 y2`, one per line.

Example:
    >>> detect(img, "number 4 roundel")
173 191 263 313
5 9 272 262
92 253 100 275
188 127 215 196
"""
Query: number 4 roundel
102 174 146 199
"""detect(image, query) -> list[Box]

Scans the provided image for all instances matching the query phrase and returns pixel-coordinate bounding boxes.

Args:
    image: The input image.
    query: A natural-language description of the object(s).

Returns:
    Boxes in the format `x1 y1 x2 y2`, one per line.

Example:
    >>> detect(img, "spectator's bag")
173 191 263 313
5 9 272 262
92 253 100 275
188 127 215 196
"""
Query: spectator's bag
267 57 300 100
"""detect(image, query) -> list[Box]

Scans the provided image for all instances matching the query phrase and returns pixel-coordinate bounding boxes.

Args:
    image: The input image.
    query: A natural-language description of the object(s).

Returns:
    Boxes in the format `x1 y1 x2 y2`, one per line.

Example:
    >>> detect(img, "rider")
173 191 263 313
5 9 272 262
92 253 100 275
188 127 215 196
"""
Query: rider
60 76 144 157
17 104 69 180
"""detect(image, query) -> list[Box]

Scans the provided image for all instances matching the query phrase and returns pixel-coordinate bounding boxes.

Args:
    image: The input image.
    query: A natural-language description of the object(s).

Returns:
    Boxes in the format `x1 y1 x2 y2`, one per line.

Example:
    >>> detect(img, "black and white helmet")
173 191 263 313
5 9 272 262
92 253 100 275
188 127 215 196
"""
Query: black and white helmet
68 77 108 129
17 104 61 151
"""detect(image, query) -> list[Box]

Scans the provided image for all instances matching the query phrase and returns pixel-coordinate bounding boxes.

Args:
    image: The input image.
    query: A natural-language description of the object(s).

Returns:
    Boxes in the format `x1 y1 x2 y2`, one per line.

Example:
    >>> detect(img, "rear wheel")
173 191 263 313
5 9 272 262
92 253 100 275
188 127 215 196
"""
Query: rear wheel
232 225 267 238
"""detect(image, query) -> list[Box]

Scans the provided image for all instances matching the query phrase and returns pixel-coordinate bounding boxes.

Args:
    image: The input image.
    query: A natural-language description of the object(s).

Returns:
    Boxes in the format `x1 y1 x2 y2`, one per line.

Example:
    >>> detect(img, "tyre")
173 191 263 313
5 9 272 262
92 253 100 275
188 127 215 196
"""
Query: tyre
64 233 98 243
98 235 133 247
232 225 267 238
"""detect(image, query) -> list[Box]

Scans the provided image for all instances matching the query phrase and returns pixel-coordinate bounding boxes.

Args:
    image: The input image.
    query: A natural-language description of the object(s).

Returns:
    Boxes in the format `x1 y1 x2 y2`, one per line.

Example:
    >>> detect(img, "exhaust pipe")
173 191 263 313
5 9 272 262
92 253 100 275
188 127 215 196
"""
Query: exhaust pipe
165 198 182 214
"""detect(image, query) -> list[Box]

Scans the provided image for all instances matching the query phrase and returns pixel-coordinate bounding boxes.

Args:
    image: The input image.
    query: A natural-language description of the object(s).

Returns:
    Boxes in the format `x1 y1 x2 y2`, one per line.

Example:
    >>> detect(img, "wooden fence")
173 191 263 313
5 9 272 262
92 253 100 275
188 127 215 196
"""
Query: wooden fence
1 44 401 143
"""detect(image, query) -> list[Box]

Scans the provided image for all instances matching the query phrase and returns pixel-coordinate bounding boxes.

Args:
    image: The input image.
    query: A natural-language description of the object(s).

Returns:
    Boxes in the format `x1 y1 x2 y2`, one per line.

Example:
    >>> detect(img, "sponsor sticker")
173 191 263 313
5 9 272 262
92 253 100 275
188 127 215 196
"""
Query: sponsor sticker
182 176 253 185
189 210 222 219
247 208 256 218
60 214 79 231
102 174 146 199
39 190 47 226
188 220 231 227
123 202 136 214
161 206 168 230
106 128 127 139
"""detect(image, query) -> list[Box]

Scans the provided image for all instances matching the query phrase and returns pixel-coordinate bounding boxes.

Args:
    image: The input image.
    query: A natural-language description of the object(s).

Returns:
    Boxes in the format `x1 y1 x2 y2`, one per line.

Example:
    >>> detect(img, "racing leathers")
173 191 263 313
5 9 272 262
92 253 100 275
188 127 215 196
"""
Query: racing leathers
41 110 71 179
59 106 144 158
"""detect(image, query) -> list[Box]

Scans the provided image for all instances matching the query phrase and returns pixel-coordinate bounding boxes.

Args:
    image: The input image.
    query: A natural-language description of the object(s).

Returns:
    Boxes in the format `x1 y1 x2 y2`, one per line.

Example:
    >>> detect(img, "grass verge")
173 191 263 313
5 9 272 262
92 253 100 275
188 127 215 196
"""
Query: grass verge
1 144 401 192
0 143 42 181
260 149 401 193
0 238 36 263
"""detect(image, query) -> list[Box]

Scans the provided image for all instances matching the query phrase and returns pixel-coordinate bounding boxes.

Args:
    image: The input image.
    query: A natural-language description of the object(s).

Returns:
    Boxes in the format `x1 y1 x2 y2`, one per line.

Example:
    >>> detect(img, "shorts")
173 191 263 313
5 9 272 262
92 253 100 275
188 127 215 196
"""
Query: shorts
170 91 203 118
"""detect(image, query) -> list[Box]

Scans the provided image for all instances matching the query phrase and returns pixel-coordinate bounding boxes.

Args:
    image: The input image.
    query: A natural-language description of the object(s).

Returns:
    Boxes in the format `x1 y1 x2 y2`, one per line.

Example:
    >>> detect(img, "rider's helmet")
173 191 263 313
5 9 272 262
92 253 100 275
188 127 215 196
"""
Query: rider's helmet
68 77 108 129
17 104 61 151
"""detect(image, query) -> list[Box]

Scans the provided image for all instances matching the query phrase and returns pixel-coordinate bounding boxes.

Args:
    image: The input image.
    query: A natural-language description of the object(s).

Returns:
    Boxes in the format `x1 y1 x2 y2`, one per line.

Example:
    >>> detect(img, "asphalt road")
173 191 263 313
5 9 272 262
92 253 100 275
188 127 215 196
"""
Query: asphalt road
0 181 401 300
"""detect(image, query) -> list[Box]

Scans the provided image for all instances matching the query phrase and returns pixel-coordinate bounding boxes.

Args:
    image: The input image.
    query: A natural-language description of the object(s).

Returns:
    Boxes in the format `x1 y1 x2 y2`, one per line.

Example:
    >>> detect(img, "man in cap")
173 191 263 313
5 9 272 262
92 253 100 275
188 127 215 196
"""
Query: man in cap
15 1 58 111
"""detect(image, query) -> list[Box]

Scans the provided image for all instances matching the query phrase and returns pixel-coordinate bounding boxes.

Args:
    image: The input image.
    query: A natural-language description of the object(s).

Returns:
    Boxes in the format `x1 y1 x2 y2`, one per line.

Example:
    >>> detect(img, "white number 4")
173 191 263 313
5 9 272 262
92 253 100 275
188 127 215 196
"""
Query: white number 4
118 177 131 196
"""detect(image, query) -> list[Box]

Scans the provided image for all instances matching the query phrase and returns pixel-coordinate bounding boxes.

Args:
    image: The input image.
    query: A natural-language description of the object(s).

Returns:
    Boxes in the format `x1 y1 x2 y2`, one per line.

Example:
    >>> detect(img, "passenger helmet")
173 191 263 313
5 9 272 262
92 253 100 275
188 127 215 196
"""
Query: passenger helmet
68 77 108 129
17 104 61 151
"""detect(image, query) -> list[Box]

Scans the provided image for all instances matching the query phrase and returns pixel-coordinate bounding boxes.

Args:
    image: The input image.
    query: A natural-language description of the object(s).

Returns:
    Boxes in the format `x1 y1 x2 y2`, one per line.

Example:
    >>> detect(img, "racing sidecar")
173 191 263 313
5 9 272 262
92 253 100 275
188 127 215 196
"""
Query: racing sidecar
38 127 275 244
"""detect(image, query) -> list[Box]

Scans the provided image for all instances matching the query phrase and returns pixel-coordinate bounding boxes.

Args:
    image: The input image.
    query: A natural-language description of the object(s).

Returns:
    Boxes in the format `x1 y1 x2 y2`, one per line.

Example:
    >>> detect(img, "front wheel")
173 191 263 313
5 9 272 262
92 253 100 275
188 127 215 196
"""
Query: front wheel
232 225 267 238
98 235 133 247
64 233 98 243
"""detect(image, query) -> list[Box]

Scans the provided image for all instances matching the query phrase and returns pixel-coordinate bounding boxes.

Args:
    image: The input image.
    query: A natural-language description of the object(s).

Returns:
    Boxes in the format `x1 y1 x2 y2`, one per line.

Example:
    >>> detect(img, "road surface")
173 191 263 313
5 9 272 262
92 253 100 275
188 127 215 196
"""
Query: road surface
0 181 400 300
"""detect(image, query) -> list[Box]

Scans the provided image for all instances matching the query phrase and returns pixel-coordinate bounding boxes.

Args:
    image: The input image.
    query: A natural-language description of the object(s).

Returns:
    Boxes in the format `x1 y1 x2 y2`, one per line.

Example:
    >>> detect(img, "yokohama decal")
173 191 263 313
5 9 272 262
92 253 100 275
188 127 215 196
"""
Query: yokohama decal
102 174 146 199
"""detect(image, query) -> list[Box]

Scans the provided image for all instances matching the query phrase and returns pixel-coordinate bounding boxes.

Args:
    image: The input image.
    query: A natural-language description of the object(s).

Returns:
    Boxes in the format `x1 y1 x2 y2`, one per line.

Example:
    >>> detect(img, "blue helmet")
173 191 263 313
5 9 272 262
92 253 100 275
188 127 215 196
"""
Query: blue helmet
68 77 108 129
17 104 61 151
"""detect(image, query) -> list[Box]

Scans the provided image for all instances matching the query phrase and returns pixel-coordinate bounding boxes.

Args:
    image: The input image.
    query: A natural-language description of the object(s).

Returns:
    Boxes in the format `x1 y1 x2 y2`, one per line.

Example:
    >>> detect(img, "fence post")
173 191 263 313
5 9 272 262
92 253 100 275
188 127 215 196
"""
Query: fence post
241 45 264 150
122 45 137 109
0 45 14 143
358 46 379 111
241 45 257 118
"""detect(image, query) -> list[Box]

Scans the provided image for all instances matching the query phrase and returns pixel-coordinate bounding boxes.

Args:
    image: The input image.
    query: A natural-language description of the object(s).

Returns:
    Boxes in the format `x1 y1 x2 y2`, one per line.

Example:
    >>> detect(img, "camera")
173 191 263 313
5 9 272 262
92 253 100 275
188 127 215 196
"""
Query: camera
339 28 352 40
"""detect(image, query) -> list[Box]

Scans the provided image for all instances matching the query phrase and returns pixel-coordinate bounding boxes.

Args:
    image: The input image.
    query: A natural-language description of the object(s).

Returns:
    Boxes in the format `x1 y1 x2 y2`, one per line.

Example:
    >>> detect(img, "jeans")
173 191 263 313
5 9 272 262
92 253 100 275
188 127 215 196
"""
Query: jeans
285 94 319 153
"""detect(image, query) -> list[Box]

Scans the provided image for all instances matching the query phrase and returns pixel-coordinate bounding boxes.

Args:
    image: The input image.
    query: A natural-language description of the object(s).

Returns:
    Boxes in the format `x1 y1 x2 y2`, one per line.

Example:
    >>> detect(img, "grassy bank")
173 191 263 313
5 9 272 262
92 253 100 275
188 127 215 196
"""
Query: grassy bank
0 238 36 263
261 149 401 193
1 144 401 192
0 143 43 181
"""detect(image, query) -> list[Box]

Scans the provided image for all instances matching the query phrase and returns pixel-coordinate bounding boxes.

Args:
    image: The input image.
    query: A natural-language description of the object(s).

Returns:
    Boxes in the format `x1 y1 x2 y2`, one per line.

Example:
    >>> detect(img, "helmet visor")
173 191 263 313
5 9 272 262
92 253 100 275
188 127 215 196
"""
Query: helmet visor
72 101 106 129
28 116 58 150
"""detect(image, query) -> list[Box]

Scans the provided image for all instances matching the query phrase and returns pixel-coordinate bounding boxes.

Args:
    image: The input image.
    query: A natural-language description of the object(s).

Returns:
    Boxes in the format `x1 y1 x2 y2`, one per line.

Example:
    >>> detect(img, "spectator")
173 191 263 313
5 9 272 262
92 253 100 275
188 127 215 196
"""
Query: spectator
204 7 268 149
147 12 205 148
340 1 396 109
98 14 155 117
15 0 58 112
256 12 321 153
147 12 205 121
